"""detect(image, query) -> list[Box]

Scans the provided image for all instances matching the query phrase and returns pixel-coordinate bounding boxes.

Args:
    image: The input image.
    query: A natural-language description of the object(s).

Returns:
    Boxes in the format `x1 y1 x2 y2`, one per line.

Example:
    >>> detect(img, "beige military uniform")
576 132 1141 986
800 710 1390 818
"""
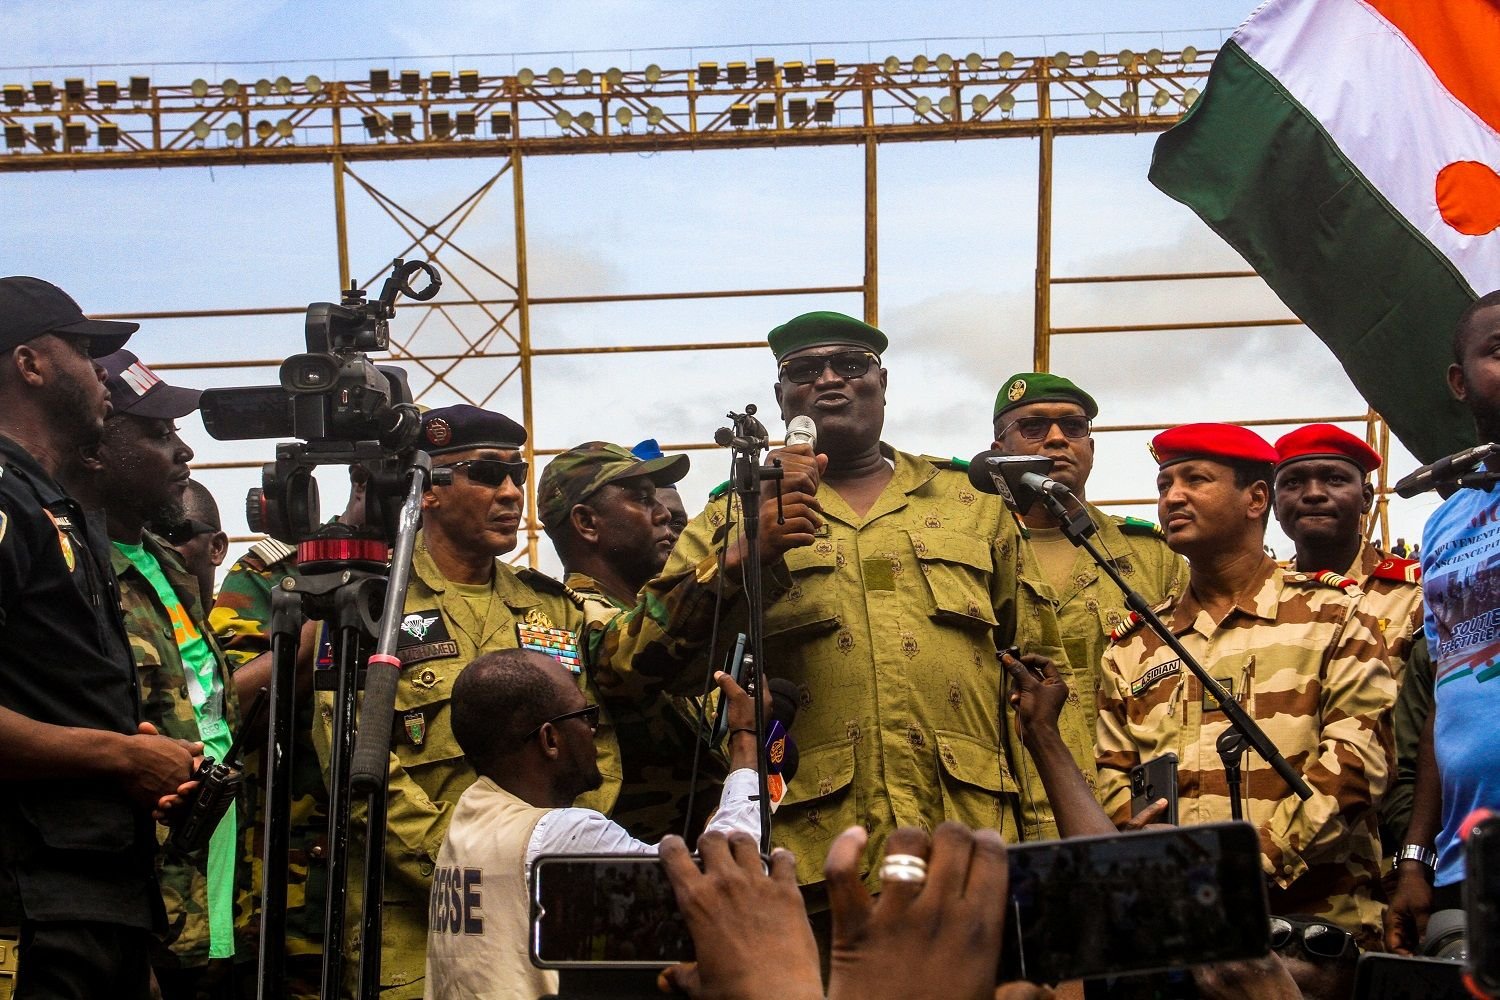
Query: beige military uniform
642 448 1065 891
1096 558 1397 946
1010 506 1187 839
313 535 615 999
1345 541 1423 682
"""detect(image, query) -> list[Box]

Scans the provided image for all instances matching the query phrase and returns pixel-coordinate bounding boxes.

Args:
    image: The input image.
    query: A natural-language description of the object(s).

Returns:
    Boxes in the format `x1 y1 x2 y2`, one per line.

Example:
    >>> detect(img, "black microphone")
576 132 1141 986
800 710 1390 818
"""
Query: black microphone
1394 443 1500 498
767 677 800 782
966 451 1059 515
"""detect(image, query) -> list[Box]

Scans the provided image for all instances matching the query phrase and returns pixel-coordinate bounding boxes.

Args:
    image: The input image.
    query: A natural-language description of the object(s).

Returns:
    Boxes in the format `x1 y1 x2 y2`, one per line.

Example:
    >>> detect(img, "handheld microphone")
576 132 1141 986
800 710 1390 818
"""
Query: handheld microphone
767 677 800 783
1394 443 1500 498
784 415 817 450
966 452 1059 515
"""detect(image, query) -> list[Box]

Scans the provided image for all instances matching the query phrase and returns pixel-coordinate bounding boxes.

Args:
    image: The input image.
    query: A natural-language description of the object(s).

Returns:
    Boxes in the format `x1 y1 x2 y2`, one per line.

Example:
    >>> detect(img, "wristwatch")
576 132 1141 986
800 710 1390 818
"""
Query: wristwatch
1395 843 1438 876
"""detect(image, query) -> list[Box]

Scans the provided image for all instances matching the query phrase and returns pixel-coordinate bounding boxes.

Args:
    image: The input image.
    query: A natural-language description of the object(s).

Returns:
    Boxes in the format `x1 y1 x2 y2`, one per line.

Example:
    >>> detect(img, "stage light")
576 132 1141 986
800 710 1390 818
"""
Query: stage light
782 60 805 84
431 71 451 94
305 75 324 94
915 95 932 115
729 102 750 126
644 64 662 84
99 121 120 146
615 106 632 126
255 79 272 98
1118 49 1136 69
912 55 930 73
1120 89 1138 111
400 70 420 94
1181 46 1199 64
1052 52 1070 70
554 109 573 129
972 94 990 114
882 56 900 74
936 53 953 72
391 112 413 138
576 111 595 130
191 119 211 141
1145 48 1163 67
998 51 1015 70
274 76 292 95
32 81 54 105
1083 90 1103 111
965 52 983 72
755 99 775 124
1082 50 1100 69
456 111 476 135
1183 87 1200 108
191 78 209 100
369 68 390 92
517 68 535 87
5 125 25 149
814 97 835 123
458 69 479 93
275 118 294 138
431 111 452 137
362 113 385 138
255 120 273 140
1153 89 1170 109
645 105 664 126
997 92 1016 113
756 58 775 83
546 67 565 86
65 122 88 147
34 123 56 147
223 122 242 141
64 78 85 101
698 62 718 86
815 58 836 82
96 80 119 103
2 85 23 108
490 111 512 134
604 67 623 87
789 97 809 122
939 95 955 115
726 62 747 86
577 68 594 88
223 78 241 98
129 76 150 101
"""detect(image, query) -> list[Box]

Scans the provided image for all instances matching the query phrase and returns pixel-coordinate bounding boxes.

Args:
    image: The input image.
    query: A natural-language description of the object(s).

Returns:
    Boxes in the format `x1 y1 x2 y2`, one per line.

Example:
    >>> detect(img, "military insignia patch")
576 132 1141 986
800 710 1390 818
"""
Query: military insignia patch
395 609 459 665
412 668 441 690
425 418 452 448
1007 378 1027 402
518 622 582 673
403 710 426 747
1130 658 1181 697
401 612 440 641
44 509 74 571
1202 677 1234 713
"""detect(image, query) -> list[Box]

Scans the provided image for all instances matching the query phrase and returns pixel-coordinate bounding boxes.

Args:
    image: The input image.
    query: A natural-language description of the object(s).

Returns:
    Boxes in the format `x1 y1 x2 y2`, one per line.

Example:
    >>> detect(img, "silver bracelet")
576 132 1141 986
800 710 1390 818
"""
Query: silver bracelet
1395 843 1437 874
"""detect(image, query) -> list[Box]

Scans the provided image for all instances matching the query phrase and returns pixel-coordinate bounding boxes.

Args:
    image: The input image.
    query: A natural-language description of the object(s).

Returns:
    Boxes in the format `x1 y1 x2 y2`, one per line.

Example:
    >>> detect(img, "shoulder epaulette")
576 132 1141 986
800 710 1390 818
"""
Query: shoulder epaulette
1309 569 1361 593
514 565 569 596
921 455 970 472
1109 611 1146 643
707 479 732 501
1118 515 1165 540
1371 556 1422 584
249 537 296 567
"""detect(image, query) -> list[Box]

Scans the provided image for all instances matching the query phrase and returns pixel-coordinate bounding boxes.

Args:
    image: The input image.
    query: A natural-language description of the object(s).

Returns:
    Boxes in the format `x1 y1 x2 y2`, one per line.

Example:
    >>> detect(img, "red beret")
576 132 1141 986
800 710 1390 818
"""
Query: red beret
1273 423 1381 474
1150 423 1278 468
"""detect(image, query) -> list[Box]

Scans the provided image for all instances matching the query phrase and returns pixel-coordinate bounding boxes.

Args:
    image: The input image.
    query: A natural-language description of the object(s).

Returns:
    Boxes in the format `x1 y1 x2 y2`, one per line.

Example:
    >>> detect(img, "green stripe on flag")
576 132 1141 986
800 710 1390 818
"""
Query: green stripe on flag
1148 41 1478 464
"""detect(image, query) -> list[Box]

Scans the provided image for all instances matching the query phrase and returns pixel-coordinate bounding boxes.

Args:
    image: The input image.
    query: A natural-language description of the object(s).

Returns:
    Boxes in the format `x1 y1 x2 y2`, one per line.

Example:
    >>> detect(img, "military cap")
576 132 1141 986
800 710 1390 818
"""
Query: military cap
630 438 664 461
1150 423 1277 468
418 403 526 456
0 276 137 356
538 441 690 533
993 372 1099 420
1274 423 1381 474
99 349 202 419
768 310 888 362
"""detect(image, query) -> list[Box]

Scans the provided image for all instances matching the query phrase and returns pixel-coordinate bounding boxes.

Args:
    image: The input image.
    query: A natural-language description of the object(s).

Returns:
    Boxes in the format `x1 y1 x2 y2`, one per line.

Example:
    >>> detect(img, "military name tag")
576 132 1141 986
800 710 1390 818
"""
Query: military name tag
518 623 582 673
1130 659 1182 698
396 609 460 666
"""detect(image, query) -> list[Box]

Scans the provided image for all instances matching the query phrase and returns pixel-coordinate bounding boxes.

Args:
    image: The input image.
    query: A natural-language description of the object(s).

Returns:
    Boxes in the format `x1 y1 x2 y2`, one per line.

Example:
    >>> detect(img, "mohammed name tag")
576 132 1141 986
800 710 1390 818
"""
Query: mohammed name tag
518 623 582 673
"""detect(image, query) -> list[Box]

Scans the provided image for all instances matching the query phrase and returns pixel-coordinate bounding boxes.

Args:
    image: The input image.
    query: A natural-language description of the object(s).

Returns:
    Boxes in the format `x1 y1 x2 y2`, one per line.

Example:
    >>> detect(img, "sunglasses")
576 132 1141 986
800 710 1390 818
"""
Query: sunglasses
778 350 879 385
157 518 219 545
1268 916 1356 959
998 415 1093 442
523 703 601 743
444 459 527 489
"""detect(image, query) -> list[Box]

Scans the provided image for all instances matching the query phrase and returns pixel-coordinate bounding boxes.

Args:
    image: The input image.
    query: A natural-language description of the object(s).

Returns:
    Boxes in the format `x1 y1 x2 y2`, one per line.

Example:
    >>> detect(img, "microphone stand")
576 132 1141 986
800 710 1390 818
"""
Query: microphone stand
713 405 781 853
1016 475 1314 816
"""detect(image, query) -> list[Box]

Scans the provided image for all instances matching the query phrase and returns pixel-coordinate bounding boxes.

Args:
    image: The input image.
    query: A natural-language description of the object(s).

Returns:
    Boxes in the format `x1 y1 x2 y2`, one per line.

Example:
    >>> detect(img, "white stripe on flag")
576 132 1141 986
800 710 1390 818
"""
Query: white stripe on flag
1234 0 1500 293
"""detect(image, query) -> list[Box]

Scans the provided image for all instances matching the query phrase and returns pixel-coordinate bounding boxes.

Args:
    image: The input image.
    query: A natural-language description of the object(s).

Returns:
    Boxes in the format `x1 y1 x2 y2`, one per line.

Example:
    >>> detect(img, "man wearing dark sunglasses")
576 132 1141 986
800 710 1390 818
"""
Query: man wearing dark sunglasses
991 372 1186 841
156 479 230 610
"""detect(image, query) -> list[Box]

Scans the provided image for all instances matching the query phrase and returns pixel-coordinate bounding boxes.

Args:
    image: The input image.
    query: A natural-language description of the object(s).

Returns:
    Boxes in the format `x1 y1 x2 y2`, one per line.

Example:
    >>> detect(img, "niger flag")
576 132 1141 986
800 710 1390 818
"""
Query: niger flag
1149 0 1497 463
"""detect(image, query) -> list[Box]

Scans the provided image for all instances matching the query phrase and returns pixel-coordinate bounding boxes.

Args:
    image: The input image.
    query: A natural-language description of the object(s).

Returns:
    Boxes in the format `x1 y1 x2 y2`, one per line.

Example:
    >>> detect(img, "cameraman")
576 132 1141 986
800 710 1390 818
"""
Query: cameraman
424 648 764 1000
0 277 199 998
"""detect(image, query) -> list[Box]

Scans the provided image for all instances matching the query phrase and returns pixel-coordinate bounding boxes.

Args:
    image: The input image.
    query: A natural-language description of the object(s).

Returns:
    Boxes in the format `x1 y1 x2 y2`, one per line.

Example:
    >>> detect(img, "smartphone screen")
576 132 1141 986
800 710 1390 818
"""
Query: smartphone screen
1353 953 1468 999
531 855 694 967
1002 821 1269 984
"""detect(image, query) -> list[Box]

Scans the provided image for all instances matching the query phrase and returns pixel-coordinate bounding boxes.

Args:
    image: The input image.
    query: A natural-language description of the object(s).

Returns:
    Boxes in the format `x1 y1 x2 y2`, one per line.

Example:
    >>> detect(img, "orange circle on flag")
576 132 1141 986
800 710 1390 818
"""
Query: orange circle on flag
1436 160 1500 236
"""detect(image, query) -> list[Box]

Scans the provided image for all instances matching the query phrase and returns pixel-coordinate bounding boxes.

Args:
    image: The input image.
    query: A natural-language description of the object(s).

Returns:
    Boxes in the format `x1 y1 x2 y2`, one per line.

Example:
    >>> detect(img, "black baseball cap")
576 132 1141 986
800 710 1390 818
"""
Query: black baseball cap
99 350 202 419
0 276 137 357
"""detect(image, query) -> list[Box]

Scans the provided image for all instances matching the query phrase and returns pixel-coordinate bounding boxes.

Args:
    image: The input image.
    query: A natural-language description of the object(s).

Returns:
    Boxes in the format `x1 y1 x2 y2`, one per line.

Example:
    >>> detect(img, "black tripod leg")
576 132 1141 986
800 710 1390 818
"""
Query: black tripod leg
256 588 303 998
320 624 363 999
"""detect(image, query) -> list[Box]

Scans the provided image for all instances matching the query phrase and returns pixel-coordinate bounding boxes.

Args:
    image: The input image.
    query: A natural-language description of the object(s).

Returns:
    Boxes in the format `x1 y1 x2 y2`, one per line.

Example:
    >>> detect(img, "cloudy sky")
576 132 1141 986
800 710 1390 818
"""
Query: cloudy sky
0 0 1444 574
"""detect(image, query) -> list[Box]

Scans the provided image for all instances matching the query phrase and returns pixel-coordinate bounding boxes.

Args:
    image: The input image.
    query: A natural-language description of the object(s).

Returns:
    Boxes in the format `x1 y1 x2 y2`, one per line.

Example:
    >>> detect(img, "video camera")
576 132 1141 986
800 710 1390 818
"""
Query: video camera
199 258 443 546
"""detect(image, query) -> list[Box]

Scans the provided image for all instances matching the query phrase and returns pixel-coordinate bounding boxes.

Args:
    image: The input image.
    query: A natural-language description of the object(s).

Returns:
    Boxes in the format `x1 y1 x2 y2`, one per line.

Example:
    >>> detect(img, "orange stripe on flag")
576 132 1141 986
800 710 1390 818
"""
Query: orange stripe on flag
1366 0 1500 135
1437 161 1500 236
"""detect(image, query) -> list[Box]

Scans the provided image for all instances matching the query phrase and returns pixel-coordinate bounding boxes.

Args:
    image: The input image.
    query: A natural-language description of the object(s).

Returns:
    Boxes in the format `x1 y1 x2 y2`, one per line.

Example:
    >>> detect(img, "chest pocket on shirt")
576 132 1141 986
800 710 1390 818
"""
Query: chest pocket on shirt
765 543 842 640
909 530 998 629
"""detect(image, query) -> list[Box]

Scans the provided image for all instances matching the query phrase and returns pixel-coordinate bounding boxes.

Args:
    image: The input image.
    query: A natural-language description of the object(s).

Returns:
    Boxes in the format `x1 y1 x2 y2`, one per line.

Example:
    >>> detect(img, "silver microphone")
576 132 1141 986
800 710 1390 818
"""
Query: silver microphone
785 415 818 450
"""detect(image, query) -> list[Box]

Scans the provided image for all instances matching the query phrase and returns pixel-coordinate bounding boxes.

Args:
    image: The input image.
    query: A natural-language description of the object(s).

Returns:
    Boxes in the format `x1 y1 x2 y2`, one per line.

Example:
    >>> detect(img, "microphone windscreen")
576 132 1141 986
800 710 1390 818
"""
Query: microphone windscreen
967 450 1007 496
785 414 817 450
769 677 800 728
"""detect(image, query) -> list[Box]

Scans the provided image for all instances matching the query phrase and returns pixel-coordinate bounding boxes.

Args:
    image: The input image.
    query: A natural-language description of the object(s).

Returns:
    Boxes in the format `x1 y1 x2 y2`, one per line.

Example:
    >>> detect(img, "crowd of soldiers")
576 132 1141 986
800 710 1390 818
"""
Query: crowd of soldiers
1 273 1489 1000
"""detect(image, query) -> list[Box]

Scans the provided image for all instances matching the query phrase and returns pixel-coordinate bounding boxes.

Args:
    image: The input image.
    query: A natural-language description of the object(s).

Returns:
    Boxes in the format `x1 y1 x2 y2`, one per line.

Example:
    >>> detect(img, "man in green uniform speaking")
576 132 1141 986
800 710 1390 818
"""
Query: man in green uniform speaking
990 372 1186 839
621 311 1067 902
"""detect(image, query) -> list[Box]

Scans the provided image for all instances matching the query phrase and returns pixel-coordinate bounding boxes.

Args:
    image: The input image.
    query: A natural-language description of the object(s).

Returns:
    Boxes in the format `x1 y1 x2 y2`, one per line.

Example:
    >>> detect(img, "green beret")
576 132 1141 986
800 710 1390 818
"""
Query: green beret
993 372 1099 421
768 311 888 362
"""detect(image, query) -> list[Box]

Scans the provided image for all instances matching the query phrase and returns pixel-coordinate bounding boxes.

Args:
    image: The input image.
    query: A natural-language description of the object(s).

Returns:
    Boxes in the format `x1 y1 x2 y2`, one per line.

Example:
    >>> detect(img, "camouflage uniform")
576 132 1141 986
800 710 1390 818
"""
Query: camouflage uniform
112 532 252 969
565 571 728 843
1344 541 1423 683
208 538 326 998
1009 507 1187 839
596 448 1066 893
311 534 609 999
1096 558 1397 946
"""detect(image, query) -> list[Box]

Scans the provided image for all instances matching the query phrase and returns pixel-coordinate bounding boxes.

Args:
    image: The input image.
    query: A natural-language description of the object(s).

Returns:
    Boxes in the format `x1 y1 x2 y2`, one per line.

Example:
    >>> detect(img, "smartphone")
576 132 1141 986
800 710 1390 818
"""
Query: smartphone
1465 811 1500 998
1001 821 1268 984
1353 953 1468 999
704 632 748 746
1129 753 1180 826
531 854 698 967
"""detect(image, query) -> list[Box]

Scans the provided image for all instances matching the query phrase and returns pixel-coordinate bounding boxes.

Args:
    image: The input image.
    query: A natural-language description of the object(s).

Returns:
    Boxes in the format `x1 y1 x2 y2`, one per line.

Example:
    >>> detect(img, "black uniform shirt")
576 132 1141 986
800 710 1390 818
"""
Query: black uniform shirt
0 432 159 929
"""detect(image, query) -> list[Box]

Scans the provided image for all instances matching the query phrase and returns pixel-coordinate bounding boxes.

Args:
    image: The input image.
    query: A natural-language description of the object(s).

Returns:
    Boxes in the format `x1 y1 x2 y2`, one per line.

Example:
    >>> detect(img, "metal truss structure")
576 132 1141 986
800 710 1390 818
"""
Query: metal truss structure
0 45 1395 558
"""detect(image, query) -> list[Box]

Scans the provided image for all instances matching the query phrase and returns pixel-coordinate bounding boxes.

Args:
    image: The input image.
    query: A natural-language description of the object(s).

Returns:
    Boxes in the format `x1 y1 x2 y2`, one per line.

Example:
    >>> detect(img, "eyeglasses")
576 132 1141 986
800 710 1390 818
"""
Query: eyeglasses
1268 917 1356 959
998 415 1093 441
778 350 879 385
523 703 601 743
157 518 219 545
444 459 527 489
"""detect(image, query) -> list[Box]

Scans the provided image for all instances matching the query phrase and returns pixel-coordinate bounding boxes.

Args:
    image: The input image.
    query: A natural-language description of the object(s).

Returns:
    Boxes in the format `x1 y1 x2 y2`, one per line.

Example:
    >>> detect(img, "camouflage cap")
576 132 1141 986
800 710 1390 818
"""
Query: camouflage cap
993 372 1099 420
768 310 888 362
538 441 690 534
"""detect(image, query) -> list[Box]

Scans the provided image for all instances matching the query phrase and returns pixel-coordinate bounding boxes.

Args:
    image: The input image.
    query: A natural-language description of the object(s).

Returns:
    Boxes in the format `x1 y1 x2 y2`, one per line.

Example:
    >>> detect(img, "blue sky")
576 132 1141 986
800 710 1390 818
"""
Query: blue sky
0 1 1441 569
